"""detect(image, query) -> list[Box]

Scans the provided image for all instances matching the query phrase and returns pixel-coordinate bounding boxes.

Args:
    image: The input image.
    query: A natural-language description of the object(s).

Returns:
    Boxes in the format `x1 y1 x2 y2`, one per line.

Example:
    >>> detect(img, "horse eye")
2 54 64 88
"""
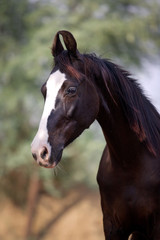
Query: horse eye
66 87 77 95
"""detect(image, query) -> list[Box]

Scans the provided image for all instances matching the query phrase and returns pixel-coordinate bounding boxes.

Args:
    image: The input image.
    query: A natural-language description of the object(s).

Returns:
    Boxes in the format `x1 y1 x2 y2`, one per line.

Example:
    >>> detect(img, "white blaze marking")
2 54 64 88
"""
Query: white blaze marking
31 70 66 157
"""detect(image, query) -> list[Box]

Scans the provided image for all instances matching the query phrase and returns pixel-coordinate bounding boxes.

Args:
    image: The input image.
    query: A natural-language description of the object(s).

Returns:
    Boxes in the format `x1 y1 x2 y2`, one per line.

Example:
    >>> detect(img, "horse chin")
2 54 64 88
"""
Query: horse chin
49 148 63 168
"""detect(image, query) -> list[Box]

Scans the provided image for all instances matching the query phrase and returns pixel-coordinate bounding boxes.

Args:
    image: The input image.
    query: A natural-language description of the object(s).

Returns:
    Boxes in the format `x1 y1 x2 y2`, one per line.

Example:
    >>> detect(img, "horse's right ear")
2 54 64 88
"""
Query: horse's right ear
52 32 64 57
52 30 79 58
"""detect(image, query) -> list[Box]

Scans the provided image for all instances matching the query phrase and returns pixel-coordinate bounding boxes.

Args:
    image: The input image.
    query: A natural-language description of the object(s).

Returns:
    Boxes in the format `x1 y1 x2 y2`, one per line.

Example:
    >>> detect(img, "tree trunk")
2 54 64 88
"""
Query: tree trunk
24 171 40 240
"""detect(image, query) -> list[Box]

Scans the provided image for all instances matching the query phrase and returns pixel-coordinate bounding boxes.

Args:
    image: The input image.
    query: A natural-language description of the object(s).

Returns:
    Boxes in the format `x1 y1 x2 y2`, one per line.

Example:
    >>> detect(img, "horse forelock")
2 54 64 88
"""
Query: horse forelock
54 51 82 82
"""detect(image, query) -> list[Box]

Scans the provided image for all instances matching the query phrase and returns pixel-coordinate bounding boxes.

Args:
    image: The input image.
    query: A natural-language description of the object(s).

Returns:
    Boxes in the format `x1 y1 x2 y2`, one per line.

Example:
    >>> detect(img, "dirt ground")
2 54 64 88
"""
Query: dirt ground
0 187 104 240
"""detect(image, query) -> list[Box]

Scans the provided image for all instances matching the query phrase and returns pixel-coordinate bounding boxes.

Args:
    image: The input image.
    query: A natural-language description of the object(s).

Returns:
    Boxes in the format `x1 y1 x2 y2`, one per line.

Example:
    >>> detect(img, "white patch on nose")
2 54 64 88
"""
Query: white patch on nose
31 70 66 158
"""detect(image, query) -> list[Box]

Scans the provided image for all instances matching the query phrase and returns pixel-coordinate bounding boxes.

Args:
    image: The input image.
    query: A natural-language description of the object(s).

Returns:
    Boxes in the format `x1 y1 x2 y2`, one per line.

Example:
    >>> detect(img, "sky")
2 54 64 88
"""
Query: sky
136 60 160 113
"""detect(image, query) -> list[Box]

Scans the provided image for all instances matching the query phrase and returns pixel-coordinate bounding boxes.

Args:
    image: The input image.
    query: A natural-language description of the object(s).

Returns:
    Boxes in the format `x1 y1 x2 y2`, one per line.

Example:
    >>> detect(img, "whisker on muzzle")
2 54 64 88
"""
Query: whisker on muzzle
52 162 66 177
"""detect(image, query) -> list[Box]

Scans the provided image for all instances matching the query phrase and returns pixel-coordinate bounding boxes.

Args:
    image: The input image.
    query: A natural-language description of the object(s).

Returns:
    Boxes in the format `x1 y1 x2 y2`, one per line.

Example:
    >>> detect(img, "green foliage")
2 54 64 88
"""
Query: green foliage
0 0 160 200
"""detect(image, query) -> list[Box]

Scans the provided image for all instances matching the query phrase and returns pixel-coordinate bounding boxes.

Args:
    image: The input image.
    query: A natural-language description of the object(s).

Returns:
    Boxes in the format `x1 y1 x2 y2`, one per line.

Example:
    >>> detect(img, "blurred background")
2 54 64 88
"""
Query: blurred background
0 0 160 239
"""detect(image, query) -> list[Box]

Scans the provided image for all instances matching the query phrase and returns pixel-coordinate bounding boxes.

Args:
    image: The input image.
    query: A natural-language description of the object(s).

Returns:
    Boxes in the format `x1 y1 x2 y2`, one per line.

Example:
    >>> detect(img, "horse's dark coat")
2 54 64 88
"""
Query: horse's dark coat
31 31 160 239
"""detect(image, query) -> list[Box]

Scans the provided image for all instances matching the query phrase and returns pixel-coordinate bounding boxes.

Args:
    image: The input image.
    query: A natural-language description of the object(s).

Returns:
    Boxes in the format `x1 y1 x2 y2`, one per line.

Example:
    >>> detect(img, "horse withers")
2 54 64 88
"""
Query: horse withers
31 30 160 240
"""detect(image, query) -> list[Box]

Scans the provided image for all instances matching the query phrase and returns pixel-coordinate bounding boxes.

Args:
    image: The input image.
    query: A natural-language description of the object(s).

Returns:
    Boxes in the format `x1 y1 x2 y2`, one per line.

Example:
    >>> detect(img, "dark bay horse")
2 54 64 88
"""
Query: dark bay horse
31 30 160 239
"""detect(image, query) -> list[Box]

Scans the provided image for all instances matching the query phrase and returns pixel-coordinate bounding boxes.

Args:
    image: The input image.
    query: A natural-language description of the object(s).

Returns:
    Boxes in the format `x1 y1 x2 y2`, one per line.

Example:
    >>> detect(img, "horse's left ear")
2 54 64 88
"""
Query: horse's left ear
52 30 79 58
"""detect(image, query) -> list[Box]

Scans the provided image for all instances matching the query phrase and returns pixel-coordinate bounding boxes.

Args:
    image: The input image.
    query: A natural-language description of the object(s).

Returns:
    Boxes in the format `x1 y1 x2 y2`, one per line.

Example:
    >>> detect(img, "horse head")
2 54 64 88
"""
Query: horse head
31 30 99 168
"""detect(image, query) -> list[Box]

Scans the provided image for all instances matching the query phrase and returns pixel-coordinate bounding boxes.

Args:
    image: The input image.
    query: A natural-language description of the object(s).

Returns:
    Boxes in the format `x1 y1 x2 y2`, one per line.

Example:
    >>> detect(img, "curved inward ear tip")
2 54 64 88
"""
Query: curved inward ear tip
51 32 64 57
52 30 79 57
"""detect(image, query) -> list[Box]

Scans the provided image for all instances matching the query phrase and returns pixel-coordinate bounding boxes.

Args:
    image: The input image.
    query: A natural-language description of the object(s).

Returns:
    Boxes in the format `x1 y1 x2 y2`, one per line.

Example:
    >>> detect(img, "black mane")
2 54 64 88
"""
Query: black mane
83 54 160 156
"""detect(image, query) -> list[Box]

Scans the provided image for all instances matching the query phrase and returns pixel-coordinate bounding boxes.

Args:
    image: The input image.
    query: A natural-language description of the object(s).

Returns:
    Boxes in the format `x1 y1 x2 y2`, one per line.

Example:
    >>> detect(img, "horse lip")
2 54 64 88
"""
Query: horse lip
38 160 57 168
43 162 57 168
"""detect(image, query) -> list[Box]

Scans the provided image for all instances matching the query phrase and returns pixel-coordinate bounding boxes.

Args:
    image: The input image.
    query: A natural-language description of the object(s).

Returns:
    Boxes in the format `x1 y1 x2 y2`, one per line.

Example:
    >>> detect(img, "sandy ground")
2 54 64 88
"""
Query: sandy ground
0 187 104 240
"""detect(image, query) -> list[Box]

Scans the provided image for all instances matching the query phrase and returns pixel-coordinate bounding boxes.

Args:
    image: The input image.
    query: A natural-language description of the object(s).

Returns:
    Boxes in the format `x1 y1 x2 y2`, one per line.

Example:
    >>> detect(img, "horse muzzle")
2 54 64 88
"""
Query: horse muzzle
31 141 63 168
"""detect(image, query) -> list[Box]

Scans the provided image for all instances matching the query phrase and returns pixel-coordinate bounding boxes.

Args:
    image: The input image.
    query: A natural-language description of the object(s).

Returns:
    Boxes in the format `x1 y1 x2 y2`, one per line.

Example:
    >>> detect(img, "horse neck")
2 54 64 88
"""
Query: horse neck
97 102 138 158
95 78 143 166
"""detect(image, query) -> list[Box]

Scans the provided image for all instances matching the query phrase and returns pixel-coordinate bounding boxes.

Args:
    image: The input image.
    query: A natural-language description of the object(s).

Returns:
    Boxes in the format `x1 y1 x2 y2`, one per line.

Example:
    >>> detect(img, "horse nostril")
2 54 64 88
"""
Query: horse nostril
32 153 37 161
40 147 49 160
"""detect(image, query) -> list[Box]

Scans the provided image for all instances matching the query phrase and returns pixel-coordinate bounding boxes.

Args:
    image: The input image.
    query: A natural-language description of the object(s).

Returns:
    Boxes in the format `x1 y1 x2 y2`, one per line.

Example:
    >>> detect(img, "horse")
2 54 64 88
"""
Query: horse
31 30 160 239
